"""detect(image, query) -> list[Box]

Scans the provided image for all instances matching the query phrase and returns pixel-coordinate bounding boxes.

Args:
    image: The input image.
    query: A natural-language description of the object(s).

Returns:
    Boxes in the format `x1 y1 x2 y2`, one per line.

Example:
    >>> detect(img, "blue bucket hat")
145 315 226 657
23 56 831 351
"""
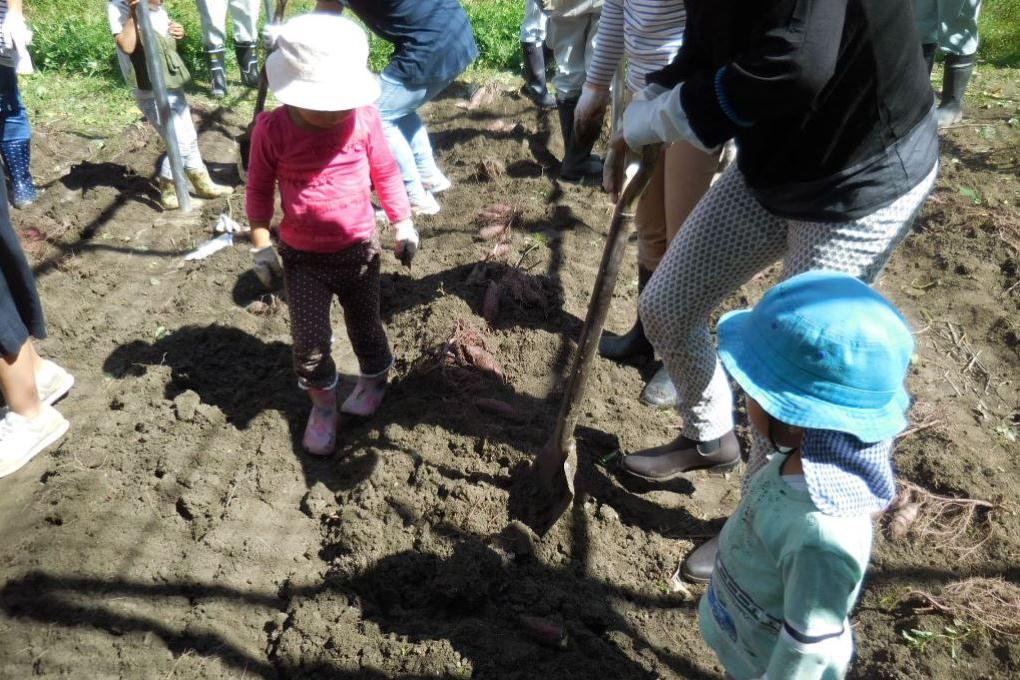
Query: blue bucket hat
717 270 914 443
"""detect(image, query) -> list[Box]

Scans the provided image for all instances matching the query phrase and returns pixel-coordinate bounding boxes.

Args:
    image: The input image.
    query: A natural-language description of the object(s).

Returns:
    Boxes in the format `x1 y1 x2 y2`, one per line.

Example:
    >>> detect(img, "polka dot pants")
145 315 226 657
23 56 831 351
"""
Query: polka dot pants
639 163 938 459
279 235 392 390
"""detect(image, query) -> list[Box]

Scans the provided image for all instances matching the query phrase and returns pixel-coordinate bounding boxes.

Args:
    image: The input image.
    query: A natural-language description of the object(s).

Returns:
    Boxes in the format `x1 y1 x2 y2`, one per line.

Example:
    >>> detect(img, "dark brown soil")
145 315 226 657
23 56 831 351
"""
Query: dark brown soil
0 76 1017 679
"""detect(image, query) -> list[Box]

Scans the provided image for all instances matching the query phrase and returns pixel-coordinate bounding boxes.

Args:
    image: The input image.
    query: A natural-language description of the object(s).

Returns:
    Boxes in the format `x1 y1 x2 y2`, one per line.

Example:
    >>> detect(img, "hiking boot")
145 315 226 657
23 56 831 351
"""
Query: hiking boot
1 139 38 209
207 48 228 98
558 97 603 182
303 384 339 456
158 177 180 210
186 167 233 199
680 534 719 583
936 53 975 128
521 41 556 109
600 265 654 363
234 41 260 88
622 430 741 481
641 365 678 408
0 404 69 479
341 366 390 417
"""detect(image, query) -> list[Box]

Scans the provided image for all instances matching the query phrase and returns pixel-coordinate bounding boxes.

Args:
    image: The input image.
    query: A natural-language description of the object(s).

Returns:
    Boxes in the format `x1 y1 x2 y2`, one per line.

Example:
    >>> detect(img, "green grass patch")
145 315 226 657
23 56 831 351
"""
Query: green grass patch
981 0 1020 66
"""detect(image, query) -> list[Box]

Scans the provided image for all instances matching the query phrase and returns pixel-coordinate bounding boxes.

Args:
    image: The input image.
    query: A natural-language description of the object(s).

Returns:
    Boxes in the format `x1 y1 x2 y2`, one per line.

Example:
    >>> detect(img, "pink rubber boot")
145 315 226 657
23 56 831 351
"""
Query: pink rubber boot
341 368 389 417
303 386 338 456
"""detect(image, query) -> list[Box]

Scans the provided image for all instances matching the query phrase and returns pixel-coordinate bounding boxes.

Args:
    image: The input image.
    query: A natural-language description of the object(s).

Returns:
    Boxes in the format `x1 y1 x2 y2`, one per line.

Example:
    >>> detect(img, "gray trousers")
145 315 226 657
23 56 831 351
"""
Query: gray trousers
521 0 549 44
915 0 982 55
639 162 938 459
547 10 600 100
196 0 261 50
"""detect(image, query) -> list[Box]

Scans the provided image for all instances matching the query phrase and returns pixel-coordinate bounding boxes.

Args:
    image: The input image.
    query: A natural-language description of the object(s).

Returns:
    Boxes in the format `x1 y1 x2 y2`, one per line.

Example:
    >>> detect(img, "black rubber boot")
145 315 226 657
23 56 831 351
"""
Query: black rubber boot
207 48 228 98
235 41 260 88
600 265 654 362
937 53 975 128
558 97 603 182
921 43 936 77
521 41 556 109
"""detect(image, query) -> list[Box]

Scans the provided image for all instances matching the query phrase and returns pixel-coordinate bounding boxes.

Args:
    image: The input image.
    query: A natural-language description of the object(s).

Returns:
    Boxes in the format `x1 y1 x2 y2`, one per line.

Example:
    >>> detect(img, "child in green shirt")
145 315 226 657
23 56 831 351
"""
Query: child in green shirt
701 270 914 679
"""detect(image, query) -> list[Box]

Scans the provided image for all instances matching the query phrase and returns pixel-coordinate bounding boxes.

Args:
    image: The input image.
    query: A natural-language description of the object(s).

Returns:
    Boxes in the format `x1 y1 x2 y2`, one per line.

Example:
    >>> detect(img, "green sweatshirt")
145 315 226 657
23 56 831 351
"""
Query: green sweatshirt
699 454 873 680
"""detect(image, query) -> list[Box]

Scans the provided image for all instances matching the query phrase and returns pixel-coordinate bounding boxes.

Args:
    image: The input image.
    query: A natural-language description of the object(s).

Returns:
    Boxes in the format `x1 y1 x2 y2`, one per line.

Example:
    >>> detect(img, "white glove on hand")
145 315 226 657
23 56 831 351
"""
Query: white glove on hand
632 83 668 103
251 245 283 289
622 84 720 154
394 219 419 268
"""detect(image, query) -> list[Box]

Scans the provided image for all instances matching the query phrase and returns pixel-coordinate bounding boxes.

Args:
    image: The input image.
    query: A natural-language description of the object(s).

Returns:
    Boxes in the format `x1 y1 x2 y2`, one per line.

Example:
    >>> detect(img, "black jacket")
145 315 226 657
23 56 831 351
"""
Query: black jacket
648 0 938 220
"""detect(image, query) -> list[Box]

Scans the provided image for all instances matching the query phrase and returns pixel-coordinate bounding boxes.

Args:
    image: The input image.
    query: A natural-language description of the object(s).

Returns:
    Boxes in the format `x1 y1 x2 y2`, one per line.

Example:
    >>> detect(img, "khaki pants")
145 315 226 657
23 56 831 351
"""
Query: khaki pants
635 140 720 272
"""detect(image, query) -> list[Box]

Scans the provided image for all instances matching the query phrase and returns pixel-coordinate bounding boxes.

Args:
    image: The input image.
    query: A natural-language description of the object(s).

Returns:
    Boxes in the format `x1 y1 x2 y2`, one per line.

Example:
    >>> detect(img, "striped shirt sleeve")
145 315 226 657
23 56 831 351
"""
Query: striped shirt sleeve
587 0 687 93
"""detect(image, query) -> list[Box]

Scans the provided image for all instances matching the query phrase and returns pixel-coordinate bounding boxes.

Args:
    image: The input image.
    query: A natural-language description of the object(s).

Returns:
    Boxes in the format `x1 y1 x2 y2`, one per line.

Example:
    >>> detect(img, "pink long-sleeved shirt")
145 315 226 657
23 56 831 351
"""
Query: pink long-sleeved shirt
245 105 411 253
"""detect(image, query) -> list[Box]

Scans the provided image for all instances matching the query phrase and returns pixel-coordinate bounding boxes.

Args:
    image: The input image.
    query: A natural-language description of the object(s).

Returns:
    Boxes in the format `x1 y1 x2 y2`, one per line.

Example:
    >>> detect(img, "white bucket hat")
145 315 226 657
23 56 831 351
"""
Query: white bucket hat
265 13 380 111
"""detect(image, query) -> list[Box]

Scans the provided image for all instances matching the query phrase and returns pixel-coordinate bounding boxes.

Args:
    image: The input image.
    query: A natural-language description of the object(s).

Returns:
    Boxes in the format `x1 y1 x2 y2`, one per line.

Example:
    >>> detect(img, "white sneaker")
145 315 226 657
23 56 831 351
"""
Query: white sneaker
0 405 69 479
411 192 441 216
422 173 452 194
36 360 74 406
0 360 74 419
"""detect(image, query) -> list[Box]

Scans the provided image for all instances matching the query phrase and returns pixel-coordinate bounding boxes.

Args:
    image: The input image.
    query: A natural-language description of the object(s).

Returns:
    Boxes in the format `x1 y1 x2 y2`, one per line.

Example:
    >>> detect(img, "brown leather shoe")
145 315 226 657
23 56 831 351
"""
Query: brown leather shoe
621 431 740 481
681 534 719 583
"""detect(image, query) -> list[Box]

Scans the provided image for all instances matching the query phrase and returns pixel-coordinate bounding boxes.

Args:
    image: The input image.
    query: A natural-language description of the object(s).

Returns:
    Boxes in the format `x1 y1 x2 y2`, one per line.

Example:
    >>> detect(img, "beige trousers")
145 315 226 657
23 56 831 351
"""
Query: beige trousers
635 140 720 271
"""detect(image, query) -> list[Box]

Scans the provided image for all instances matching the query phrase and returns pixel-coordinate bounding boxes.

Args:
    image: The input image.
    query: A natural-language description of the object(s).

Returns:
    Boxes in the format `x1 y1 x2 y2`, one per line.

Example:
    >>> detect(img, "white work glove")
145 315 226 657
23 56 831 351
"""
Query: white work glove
250 245 283 289
262 23 283 51
393 219 419 268
214 213 250 234
574 84 610 142
632 83 668 103
622 84 720 154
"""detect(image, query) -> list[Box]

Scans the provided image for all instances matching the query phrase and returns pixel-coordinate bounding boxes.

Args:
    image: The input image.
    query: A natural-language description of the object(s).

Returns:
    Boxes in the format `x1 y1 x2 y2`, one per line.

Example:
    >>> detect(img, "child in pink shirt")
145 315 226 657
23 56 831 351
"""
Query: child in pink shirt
245 12 418 456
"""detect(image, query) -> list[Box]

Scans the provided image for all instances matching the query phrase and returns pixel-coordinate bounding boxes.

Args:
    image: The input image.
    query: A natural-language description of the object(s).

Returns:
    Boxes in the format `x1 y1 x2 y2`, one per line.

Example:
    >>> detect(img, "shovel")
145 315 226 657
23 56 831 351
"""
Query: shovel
528 142 661 534
136 0 191 212
236 0 289 181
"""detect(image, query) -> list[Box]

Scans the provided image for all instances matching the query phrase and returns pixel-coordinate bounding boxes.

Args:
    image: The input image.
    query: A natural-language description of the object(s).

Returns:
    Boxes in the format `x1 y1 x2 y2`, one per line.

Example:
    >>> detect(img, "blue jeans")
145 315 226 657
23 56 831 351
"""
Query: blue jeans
377 73 454 204
0 66 30 143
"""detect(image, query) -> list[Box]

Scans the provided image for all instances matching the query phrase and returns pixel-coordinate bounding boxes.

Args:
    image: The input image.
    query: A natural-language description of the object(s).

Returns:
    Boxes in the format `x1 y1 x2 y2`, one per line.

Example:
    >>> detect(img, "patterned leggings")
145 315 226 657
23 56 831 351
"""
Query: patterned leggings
280 236 393 390
639 163 938 481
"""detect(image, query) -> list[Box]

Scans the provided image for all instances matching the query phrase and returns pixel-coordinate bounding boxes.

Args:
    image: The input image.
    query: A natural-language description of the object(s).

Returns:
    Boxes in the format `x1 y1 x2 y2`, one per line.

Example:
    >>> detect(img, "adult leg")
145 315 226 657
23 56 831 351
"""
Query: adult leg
621 165 788 480
230 0 262 87
915 0 940 75
640 140 723 408
197 0 229 96
550 12 603 180
935 0 981 126
0 340 39 418
404 76 456 192
0 66 37 208
377 75 436 213
520 0 555 108
599 146 665 364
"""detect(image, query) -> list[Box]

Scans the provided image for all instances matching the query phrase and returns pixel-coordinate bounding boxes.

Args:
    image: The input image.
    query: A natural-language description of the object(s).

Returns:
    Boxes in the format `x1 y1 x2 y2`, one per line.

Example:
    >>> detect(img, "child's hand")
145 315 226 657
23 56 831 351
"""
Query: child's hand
169 22 185 40
251 245 283 289
393 219 419 268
